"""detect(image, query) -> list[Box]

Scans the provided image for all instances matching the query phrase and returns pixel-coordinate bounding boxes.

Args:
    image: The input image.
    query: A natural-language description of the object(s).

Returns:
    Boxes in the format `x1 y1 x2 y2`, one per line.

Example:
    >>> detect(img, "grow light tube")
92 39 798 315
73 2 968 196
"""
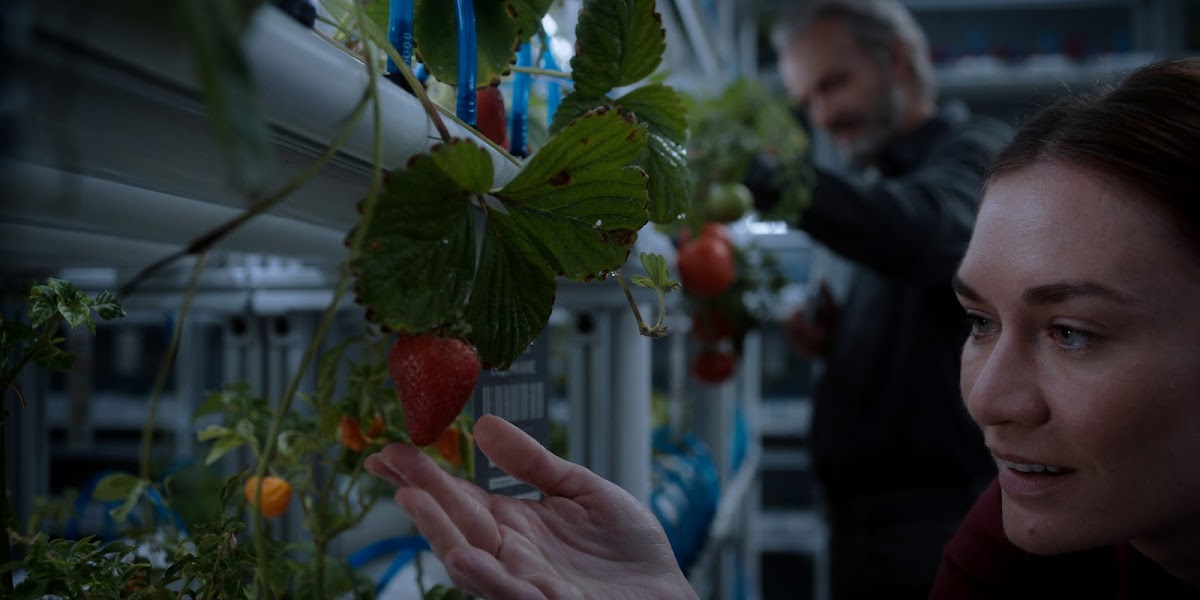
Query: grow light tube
455 0 477 126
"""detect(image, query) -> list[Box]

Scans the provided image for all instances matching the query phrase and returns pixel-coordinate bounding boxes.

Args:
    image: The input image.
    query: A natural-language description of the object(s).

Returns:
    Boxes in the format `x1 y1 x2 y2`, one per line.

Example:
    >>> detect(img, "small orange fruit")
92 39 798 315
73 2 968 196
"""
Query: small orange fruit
244 475 292 519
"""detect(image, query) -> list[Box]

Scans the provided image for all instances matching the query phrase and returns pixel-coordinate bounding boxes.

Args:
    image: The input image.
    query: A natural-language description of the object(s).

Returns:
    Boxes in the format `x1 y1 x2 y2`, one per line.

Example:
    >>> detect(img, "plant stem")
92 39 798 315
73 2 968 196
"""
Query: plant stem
314 537 327 600
614 272 667 337
117 88 373 298
432 102 523 168
139 251 209 481
508 65 573 80
252 273 351 595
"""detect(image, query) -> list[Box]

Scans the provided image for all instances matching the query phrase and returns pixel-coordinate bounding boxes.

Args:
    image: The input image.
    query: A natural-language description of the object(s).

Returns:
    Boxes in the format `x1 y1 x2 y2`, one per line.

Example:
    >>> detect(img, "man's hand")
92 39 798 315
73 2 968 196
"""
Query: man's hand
742 153 783 214
786 280 839 358
365 415 699 600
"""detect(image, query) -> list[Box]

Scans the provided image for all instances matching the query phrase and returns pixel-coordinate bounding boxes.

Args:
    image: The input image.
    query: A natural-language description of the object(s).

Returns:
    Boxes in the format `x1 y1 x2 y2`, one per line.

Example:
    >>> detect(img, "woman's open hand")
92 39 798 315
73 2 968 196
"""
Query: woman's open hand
365 415 697 600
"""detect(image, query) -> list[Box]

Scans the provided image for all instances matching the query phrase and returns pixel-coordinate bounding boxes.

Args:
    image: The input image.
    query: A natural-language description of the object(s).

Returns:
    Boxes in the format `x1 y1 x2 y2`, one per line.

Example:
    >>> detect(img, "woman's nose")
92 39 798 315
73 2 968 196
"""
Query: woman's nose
962 332 1051 429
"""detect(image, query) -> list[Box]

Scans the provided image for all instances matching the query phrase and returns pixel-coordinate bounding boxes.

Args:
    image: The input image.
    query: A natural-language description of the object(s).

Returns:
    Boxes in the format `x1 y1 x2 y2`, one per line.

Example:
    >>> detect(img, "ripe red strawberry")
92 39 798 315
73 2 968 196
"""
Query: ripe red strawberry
691 350 736 384
387 335 481 446
475 85 509 148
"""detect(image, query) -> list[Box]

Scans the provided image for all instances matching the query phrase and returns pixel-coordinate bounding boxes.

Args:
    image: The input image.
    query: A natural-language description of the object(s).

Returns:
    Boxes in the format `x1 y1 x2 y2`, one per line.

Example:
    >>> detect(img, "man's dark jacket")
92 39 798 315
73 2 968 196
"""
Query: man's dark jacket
780 106 1015 500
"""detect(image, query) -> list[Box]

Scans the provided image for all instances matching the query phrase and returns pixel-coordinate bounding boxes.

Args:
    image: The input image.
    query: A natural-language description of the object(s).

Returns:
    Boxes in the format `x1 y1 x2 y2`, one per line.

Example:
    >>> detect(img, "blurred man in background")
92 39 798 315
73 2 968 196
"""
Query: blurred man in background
744 0 1014 597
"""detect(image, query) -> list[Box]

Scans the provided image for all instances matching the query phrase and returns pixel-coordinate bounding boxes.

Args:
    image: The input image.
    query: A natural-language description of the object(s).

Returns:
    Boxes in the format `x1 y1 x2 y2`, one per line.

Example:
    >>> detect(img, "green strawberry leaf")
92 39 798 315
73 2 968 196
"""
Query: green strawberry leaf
92 473 143 503
494 108 650 280
349 140 492 332
614 83 686 144
414 0 520 87
570 0 665 98
639 134 690 223
512 0 554 41
547 90 610 135
631 252 678 293
466 221 557 369
615 84 690 223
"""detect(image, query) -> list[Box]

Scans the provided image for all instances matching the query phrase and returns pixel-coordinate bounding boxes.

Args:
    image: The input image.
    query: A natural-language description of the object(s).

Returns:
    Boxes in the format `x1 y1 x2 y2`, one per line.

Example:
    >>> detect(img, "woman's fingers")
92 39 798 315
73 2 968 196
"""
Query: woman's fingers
364 449 407 487
443 545 549 600
474 415 621 503
369 442 501 554
394 487 471 558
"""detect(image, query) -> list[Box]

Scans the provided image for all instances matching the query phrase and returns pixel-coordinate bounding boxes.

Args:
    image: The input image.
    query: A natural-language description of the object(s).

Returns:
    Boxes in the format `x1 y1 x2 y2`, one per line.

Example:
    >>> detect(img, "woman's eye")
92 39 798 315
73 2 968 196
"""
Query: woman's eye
965 314 998 339
1050 326 1095 351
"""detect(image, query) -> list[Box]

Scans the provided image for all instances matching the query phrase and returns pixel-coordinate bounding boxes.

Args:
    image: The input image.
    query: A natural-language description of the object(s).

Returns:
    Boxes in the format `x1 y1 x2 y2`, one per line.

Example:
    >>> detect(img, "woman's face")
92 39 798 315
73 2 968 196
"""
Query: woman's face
955 160 1200 556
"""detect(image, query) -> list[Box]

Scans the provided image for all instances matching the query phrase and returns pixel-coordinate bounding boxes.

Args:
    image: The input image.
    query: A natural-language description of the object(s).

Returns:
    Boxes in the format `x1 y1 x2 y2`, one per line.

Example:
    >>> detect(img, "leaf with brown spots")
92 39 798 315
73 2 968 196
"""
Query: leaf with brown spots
493 108 650 280
348 141 490 332
615 83 691 223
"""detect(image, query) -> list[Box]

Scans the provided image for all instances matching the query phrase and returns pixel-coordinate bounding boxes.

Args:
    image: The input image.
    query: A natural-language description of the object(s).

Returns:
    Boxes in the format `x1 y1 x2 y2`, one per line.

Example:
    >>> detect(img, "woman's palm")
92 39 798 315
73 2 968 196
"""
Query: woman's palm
366 415 695 599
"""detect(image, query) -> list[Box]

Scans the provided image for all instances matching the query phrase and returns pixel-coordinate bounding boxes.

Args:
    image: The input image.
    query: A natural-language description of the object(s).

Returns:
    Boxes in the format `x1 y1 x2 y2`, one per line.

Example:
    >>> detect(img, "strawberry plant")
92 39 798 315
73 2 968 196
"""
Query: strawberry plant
668 80 808 384
5 0 693 597
683 78 812 228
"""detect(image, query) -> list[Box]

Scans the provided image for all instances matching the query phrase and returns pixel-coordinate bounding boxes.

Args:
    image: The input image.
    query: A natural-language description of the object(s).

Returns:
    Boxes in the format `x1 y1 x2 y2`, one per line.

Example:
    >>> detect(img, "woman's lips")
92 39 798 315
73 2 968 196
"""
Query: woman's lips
993 452 1077 497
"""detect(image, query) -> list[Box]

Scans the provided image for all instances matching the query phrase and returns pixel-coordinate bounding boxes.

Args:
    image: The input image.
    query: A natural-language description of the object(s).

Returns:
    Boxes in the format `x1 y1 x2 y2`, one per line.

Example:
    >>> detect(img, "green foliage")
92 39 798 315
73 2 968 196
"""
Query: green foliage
348 141 485 333
364 0 556 87
351 109 653 368
494 108 650 279
6 1 688 597
684 78 813 227
414 0 520 87
1 278 126 390
570 0 665 97
551 10 691 224
631 252 678 294
512 0 555 41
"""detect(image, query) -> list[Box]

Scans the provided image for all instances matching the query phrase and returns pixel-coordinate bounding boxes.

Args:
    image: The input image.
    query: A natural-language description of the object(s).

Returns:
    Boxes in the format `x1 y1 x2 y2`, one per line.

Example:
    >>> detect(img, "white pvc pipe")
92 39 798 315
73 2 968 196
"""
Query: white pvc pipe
610 306 652 504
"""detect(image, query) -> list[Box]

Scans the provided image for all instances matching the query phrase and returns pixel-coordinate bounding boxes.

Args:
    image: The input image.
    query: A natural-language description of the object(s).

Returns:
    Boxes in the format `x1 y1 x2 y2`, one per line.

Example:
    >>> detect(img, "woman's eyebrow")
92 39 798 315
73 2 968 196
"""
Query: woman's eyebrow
951 274 1137 307
1022 281 1136 306
951 274 981 301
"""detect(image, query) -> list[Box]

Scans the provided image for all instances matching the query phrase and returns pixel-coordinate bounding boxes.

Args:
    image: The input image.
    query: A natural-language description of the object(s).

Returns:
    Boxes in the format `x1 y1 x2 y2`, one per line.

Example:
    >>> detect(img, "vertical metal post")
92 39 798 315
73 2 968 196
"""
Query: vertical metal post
610 305 652 504
586 311 613 482
567 316 590 467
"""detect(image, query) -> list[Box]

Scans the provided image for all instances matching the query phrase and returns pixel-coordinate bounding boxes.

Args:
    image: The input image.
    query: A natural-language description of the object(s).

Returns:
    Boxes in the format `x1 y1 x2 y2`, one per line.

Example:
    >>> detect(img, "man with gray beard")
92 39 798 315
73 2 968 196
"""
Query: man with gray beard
744 1 1014 597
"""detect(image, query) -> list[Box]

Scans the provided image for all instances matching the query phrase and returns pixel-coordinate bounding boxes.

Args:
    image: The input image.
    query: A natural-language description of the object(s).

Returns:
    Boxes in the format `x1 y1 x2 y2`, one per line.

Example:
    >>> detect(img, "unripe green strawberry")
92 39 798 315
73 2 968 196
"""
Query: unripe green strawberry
387 335 481 446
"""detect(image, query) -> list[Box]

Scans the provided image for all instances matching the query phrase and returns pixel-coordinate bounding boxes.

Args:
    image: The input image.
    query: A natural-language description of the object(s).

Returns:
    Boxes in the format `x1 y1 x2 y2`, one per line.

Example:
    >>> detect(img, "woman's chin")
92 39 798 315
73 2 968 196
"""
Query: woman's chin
1001 505 1091 556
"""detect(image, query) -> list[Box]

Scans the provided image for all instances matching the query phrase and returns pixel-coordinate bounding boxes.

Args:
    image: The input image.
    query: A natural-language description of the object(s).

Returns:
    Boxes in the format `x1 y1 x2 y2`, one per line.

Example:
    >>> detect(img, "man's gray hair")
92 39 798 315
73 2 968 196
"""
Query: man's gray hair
771 0 936 104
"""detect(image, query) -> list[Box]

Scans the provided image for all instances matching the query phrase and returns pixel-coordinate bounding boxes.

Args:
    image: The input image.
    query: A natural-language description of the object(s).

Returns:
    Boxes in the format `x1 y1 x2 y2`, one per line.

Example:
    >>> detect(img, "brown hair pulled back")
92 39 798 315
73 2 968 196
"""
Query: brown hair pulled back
987 58 1200 246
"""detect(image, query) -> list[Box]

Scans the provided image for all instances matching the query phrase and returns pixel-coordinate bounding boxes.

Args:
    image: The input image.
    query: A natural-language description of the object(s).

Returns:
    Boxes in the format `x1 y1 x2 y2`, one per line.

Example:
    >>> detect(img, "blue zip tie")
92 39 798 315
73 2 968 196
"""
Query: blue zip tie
454 0 478 125
415 62 429 84
509 43 532 157
386 0 415 73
